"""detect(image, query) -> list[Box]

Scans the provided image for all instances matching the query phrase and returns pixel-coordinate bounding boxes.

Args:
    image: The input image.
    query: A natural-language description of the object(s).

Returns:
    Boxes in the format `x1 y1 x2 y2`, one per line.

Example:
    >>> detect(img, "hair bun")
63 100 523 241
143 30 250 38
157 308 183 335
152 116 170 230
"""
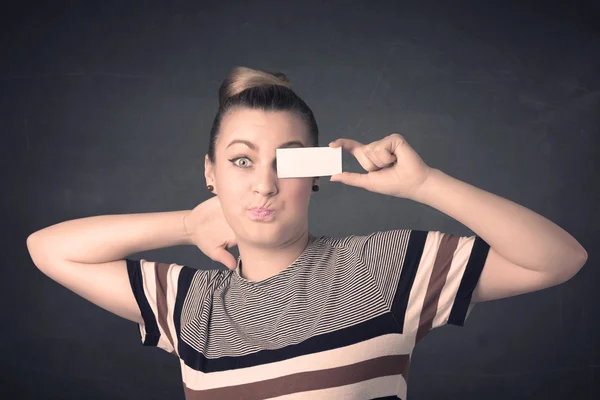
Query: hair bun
219 66 292 108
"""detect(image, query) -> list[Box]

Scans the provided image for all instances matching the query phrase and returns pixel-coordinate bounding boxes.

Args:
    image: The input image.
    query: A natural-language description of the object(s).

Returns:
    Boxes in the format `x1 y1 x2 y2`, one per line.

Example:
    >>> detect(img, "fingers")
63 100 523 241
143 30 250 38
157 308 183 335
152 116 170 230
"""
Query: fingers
331 138 397 172
329 138 361 152
366 145 396 169
330 138 380 172
356 150 379 172
330 171 372 191
214 249 237 270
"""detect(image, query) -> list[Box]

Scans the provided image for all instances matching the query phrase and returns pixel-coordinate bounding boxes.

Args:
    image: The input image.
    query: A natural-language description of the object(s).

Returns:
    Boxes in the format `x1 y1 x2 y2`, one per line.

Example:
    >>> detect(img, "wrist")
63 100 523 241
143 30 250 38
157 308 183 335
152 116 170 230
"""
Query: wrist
181 210 194 245
410 168 441 204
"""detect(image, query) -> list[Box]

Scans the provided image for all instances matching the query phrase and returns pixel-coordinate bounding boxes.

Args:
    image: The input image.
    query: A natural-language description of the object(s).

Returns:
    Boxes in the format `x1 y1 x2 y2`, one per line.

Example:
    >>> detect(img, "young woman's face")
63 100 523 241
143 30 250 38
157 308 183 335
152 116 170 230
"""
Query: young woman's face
205 108 318 246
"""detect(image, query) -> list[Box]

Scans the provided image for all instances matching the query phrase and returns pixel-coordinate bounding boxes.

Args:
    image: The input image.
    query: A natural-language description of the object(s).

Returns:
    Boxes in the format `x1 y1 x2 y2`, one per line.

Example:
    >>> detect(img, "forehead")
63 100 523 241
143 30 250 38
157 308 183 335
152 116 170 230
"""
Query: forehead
220 108 307 142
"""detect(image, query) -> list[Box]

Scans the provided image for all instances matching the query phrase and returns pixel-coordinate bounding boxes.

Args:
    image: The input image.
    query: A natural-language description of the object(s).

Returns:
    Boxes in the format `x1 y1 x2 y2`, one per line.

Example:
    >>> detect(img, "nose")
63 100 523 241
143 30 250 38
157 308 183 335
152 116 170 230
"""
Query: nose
252 159 279 196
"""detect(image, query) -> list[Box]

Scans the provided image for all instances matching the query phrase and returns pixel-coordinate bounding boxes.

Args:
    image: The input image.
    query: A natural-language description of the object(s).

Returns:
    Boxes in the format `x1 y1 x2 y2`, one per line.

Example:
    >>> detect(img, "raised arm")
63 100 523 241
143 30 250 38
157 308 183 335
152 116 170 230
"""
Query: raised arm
26 210 192 323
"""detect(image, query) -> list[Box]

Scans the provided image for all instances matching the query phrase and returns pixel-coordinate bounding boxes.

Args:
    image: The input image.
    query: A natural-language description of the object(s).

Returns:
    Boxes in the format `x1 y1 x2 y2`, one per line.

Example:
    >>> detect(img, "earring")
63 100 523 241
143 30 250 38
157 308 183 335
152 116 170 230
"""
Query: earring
207 185 214 192
312 185 319 192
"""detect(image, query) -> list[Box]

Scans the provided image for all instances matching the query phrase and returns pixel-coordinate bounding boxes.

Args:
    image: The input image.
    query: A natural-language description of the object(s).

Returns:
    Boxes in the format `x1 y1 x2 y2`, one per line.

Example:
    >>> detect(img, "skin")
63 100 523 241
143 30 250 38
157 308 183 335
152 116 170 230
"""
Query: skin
204 108 319 282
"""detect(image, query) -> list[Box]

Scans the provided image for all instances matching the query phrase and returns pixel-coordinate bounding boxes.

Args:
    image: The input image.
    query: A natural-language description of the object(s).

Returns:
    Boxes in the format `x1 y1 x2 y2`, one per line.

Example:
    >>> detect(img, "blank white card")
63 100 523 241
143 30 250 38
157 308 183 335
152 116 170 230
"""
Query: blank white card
276 147 342 178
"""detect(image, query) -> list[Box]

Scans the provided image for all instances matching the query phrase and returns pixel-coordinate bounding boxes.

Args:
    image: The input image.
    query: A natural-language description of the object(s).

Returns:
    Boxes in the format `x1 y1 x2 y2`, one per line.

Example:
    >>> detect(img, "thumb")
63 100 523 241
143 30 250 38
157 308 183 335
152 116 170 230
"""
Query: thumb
330 172 368 189
213 248 238 270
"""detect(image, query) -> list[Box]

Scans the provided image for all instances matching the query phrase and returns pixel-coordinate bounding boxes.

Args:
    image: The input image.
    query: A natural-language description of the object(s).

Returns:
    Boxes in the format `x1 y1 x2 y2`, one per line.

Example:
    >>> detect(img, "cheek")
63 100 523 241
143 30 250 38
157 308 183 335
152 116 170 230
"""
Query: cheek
219 179 244 196
288 184 312 204
216 184 244 212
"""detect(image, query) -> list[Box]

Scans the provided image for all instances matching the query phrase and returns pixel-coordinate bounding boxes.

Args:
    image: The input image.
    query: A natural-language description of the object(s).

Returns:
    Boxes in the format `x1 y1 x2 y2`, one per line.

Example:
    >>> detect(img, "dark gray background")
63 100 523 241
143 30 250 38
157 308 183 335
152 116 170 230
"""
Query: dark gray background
3 0 599 399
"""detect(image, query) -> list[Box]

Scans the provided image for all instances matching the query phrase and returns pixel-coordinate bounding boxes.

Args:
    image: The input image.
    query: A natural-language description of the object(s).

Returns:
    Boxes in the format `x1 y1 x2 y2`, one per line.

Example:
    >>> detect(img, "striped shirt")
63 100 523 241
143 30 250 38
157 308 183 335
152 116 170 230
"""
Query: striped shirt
126 229 490 399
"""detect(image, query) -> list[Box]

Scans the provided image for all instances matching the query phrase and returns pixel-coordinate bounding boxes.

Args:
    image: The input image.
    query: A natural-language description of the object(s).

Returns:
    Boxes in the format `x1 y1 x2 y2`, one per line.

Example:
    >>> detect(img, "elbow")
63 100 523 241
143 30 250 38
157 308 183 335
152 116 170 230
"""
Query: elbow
26 232 43 253
559 252 588 283
26 233 49 270
26 232 38 255
576 249 588 273
26 233 40 265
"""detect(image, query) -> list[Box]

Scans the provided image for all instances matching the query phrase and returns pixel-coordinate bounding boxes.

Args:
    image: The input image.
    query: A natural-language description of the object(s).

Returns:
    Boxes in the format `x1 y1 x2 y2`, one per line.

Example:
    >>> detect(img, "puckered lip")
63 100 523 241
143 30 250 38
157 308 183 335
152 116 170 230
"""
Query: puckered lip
249 207 275 212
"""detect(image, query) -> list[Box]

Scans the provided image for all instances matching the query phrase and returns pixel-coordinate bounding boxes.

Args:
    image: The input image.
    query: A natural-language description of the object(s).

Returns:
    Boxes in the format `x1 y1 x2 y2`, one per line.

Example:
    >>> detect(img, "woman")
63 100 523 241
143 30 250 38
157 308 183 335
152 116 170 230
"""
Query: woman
26 66 588 399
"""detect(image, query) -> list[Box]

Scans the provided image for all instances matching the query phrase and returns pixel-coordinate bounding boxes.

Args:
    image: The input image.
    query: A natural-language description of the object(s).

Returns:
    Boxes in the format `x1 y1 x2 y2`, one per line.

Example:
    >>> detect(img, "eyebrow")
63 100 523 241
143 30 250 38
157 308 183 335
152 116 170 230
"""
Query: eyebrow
226 139 306 150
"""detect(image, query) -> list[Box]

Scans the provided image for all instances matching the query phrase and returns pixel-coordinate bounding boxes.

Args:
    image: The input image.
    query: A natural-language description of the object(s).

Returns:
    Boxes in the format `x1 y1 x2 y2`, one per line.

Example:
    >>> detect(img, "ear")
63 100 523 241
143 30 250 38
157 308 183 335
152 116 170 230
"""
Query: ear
205 154 215 188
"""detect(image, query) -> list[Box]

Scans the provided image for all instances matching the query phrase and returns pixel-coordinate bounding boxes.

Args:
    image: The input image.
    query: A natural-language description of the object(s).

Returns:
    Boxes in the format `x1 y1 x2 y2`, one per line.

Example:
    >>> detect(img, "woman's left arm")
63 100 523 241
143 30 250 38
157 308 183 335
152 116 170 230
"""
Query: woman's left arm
329 134 588 303
411 168 588 302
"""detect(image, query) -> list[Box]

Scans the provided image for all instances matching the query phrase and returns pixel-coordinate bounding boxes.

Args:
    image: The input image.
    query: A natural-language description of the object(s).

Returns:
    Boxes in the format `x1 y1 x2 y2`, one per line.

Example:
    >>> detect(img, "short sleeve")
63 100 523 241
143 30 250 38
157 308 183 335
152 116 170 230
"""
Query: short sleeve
125 258 198 356
361 229 490 339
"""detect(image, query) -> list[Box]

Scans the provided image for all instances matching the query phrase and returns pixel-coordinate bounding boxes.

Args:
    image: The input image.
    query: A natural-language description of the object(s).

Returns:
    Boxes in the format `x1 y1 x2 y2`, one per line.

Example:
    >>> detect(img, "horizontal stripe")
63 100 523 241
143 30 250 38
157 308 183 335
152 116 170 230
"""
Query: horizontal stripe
182 333 414 390
179 311 401 372
270 376 405 400
183 355 408 400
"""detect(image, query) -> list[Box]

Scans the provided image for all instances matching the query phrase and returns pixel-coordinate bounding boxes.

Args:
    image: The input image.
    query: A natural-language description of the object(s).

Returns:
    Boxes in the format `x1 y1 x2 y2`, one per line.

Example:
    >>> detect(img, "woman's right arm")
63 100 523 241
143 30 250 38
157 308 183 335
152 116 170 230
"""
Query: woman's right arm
26 210 192 324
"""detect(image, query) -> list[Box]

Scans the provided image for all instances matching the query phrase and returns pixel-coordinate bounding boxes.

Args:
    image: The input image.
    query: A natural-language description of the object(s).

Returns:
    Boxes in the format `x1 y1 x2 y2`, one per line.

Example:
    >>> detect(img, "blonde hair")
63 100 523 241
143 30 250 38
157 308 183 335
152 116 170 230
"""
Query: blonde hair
218 67 291 108
207 66 319 164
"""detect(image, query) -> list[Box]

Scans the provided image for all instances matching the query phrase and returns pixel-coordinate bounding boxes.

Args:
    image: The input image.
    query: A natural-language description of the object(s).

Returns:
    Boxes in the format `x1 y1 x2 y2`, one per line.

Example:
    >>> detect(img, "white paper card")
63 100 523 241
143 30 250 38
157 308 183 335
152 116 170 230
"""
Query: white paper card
276 147 342 178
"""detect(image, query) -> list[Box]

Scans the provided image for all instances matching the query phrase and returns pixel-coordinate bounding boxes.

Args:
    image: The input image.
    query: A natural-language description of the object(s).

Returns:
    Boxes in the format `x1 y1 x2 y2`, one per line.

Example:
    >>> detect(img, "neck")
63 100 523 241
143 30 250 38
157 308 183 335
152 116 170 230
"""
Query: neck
236 230 315 282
